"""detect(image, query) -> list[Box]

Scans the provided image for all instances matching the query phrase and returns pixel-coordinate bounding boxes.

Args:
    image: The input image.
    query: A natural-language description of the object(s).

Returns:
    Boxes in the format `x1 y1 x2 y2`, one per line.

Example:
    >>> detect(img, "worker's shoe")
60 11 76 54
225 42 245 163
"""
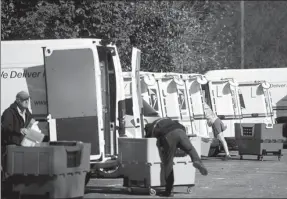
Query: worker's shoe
119 134 128 138
222 154 231 161
193 161 208 176
159 190 174 197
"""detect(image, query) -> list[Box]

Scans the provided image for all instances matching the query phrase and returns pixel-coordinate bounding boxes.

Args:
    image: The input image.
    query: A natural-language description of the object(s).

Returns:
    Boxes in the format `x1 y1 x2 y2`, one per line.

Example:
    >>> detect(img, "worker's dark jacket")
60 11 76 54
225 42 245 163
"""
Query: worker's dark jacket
145 118 186 139
144 118 187 183
1 102 33 146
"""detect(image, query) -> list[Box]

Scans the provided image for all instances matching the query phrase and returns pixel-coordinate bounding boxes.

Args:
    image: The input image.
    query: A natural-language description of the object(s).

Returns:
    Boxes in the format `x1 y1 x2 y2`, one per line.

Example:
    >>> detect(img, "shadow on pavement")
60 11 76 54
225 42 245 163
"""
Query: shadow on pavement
85 186 193 197
85 186 154 196
85 186 128 195
203 155 278 162
236 157 282 162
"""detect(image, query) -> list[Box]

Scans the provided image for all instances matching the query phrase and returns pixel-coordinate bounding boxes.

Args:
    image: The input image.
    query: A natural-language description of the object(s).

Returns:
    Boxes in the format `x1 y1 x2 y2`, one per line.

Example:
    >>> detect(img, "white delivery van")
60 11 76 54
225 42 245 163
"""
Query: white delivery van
205 68 287 123
1 39 127 177
123 72 161 139
196 77 241 155
205 68 287 152
124 72 200 135
124 71 215 156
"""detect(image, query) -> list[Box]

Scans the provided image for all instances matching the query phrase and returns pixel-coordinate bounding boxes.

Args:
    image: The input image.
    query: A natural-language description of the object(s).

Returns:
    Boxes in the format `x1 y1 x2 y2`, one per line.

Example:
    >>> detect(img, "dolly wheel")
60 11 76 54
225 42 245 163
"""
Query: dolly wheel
127 187 133 193
257 155 264 161
149 188 156 196
187 186 193 194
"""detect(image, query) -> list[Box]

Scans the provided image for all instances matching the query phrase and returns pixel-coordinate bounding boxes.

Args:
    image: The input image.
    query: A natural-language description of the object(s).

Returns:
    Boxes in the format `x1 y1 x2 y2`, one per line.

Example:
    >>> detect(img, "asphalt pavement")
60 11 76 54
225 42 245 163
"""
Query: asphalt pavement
85 150 287 198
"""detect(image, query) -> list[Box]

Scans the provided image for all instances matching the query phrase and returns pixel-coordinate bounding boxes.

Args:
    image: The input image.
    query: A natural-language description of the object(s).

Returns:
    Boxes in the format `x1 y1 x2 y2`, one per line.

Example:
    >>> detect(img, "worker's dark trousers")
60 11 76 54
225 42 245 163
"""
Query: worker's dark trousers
158 129 201 193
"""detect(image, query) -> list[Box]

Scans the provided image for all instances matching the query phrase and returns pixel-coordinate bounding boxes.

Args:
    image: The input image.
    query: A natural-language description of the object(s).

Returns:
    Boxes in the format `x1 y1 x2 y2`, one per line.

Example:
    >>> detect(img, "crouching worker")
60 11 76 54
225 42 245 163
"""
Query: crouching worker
145 117 208 197
203 102 231 160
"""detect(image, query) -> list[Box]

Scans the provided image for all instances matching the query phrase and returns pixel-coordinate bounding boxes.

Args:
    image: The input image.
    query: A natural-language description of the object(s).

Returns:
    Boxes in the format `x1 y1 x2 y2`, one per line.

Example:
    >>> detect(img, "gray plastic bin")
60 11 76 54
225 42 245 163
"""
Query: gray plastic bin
235 123 284 161
10 172 87 199
4 141 91 199
6 141 90 176
200 137 212 157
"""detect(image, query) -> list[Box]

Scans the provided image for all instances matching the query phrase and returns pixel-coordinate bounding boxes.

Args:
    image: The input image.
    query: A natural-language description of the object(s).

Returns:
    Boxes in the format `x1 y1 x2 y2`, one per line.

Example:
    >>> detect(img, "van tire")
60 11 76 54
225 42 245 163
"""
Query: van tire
97 166 121 178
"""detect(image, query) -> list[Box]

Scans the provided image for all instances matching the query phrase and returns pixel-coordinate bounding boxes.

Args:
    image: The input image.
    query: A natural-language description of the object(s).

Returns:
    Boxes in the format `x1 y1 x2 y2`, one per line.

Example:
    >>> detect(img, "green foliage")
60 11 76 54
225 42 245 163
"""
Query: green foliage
2 1 286 72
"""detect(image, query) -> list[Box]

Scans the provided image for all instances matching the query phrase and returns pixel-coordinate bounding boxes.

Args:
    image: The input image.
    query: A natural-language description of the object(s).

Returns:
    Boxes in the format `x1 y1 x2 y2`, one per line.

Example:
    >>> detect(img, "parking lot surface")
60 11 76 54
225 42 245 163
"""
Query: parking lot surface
85 150 287 198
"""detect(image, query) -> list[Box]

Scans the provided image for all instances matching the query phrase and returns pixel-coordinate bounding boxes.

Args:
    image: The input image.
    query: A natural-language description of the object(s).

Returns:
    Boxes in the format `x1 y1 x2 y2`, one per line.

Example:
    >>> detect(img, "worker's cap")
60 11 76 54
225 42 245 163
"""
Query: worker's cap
16 91 30 101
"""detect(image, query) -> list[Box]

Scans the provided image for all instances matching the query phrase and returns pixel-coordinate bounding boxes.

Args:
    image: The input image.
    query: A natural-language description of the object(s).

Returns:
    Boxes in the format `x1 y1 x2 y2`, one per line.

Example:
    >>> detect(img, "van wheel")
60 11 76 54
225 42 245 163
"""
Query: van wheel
97 166 121 178
208 147 220 157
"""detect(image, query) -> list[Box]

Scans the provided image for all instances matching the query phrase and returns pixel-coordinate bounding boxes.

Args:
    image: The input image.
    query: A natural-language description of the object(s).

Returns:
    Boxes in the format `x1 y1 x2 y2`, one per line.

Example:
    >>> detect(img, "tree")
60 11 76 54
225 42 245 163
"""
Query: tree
1 0 79 39
3 0 268 73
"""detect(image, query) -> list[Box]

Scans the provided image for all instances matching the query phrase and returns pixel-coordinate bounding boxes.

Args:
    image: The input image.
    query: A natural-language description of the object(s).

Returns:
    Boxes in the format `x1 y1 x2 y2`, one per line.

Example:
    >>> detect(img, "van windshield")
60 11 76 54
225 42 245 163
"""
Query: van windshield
125 98 160 117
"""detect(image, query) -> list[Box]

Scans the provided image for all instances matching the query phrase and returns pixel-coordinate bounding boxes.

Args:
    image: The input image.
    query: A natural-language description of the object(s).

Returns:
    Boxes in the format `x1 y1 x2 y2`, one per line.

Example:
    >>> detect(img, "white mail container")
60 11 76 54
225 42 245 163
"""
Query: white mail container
118 138 197 195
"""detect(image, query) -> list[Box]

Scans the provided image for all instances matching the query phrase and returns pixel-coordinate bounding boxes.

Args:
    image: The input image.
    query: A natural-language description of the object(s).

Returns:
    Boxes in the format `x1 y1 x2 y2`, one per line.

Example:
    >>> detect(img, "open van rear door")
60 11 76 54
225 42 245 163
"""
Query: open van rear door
239 81 273 124
208 80 240 119
44 45 104 161
131 48 145 138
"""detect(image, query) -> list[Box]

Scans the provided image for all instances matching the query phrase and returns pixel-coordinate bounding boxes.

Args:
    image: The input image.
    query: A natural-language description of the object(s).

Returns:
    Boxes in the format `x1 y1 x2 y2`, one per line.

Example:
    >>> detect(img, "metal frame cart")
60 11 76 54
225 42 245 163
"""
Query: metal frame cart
235 123 284 161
